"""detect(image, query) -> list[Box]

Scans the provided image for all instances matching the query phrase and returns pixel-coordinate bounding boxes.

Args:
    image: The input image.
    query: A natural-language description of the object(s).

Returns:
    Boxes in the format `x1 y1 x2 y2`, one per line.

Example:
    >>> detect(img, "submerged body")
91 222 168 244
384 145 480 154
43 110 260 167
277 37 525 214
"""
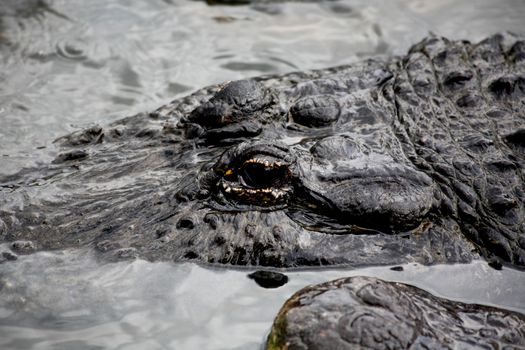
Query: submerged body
1 33 525 269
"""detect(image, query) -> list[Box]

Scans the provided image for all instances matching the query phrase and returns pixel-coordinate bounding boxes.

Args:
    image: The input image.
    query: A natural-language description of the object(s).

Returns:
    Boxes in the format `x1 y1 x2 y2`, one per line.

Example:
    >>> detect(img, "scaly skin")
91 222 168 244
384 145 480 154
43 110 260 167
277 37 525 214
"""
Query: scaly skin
266 276 525 349
1 33 524 268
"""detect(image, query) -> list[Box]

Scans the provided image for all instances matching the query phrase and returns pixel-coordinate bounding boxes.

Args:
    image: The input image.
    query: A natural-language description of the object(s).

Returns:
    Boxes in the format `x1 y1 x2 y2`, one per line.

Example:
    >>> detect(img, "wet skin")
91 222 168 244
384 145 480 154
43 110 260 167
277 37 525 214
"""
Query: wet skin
266 276 525 349
1 33 524 268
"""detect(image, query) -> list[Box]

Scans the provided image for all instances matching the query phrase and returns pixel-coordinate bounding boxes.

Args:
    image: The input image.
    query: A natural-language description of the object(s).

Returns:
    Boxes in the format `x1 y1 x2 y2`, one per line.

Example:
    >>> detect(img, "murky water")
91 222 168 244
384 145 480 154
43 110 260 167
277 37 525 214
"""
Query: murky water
1 0 525 349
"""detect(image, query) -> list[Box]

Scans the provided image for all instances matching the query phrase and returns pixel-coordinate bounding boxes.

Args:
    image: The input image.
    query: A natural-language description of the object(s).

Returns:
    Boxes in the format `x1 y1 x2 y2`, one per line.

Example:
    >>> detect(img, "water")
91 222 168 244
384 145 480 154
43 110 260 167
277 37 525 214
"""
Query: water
1 0 525 349
2 0 525 175
0 248 523 350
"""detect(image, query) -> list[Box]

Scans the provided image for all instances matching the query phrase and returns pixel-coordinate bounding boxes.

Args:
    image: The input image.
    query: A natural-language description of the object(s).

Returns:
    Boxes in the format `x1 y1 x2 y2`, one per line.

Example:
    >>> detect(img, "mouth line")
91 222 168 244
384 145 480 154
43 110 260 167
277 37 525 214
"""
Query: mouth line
222 183 289 197
221 181 292 201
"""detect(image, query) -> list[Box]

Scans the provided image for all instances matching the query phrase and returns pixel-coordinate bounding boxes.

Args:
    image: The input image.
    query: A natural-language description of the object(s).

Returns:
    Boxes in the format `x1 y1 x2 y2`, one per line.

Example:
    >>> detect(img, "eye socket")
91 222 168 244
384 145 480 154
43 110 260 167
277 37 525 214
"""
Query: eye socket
240 161 288 189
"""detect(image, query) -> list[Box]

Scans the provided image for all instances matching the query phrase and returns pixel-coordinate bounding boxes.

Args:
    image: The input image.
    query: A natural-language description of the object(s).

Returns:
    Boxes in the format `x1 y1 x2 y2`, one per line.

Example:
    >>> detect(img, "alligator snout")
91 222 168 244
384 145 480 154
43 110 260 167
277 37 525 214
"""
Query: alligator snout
298 135 435 232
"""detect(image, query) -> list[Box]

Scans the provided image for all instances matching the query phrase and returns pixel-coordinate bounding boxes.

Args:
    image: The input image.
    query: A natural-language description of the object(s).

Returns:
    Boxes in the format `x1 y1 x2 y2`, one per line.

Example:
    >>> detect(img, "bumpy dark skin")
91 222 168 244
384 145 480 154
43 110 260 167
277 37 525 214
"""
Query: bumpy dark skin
204 0 326 5
1 33 524 268
266 276 525 349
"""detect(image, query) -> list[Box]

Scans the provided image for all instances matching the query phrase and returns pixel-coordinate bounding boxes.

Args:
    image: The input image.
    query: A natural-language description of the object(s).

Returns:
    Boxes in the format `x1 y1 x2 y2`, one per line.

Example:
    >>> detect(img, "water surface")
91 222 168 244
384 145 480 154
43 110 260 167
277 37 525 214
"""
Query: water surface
1 0 525 175
0 248 524 350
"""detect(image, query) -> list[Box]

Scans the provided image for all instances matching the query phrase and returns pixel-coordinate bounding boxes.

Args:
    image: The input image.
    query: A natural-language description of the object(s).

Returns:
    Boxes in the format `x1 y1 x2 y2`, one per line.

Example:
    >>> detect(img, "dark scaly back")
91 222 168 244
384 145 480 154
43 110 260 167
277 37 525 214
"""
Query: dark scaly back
392 33 525 266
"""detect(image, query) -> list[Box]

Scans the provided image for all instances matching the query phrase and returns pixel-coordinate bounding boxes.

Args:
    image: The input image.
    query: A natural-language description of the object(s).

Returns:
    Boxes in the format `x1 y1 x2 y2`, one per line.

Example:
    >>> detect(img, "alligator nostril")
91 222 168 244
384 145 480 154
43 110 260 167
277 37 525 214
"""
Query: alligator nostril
176 218 194 229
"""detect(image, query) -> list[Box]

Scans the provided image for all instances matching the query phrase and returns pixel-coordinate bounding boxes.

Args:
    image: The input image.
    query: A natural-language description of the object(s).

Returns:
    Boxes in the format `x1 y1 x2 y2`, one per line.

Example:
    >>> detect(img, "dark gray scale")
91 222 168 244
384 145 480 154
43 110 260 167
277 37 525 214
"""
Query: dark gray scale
184 79 273 143
459 133 494 153
456 93 482 108
214 79 270 113
289 95 340 127
505 129 525 151
188 79 272 129
488 75 525 100
187 100 233 129
509 40 525 62
310 135 364 160
442 70 474 92
486 186 518 216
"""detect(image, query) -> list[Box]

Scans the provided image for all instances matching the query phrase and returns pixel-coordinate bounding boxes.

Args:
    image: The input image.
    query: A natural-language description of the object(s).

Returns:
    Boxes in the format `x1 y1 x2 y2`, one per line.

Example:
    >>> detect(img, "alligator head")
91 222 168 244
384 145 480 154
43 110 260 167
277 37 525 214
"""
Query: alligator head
1 33 524 268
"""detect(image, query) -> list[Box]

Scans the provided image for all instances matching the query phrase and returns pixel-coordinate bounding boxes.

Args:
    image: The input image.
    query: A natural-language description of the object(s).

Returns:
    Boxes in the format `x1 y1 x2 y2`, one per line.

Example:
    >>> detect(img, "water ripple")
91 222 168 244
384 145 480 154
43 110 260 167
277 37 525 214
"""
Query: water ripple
0 248 523 349
2 0 523 176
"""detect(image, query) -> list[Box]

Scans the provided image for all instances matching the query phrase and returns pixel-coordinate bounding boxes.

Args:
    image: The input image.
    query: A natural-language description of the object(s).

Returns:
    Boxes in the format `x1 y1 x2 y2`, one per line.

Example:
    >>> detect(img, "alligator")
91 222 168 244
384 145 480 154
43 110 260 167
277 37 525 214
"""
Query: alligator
2 32 525 349
266 276 525 349
1 33 525 269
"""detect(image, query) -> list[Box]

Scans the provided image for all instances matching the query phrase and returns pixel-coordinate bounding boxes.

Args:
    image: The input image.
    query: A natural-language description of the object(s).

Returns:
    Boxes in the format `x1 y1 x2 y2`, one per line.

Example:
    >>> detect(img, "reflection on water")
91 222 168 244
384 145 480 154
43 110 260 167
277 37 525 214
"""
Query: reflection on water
0 248 524 350
1 0 525 175
1 0 525 349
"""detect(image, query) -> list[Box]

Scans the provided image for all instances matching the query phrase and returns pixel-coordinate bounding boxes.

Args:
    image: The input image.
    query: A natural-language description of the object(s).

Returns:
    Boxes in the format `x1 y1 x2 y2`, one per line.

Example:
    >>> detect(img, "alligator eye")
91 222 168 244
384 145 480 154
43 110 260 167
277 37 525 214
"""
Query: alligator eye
214 142 293 207
240 160 288 189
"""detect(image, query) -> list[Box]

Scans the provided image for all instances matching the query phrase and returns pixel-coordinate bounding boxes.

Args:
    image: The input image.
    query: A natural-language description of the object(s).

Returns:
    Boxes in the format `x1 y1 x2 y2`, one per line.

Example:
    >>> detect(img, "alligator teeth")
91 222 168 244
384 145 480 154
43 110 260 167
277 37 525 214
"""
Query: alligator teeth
221 182 289 201
244 157 283 168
